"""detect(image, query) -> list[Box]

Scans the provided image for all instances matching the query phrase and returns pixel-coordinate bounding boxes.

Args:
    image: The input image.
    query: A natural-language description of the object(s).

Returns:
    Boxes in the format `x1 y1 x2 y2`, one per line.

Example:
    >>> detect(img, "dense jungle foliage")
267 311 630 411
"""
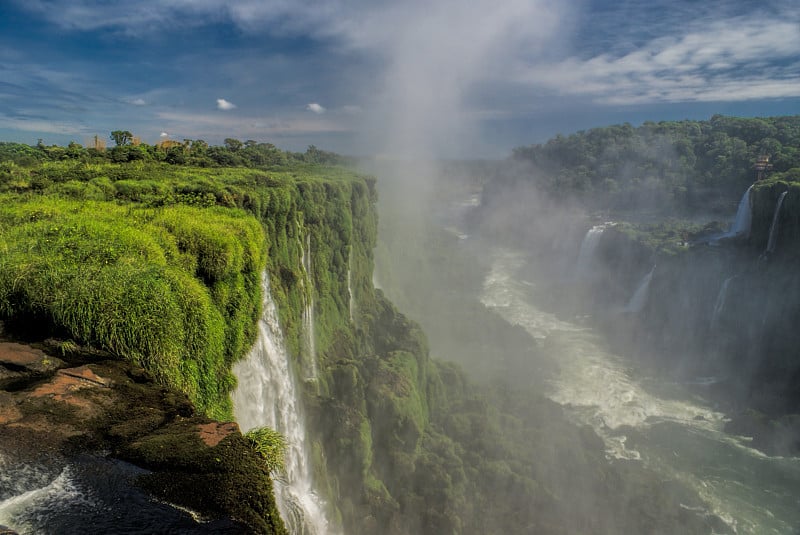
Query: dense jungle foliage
0 137 723 534
505 115 800 212
0 146 363 422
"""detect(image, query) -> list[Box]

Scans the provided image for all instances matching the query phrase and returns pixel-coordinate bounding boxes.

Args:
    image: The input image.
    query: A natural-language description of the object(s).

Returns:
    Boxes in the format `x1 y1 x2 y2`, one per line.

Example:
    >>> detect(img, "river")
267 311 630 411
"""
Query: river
480 247 800 534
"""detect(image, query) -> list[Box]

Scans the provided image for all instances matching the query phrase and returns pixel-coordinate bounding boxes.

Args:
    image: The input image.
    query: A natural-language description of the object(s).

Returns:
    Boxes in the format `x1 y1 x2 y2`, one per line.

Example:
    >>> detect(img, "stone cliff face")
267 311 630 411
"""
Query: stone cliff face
0 337 286 534
0 165 462 534
567 185 800 455
0 165 384 533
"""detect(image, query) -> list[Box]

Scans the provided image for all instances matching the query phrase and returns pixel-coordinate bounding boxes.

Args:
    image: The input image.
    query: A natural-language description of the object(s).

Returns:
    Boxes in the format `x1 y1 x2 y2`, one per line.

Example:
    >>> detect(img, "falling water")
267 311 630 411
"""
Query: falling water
576 223 610 278
764 191 788 256
300 234 318 380
347 253 355 323
232 273 331 535
624 265 655 313
728 185 754 237
710 276 736 330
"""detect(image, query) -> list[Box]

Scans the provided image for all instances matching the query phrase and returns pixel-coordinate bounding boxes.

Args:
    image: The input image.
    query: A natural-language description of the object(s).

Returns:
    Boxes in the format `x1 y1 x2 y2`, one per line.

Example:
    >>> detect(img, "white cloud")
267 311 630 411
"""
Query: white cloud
518 14 800 104
216 98 236 110
155 110 350 138
160 131 169 137
131 98 146 106
0 114 84 135
306 102 326 114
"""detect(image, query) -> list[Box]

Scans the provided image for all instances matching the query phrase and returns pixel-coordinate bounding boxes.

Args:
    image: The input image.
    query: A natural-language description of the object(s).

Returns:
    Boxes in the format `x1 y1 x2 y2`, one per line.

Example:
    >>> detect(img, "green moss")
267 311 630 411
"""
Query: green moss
120 419 287 535
0 196 265 418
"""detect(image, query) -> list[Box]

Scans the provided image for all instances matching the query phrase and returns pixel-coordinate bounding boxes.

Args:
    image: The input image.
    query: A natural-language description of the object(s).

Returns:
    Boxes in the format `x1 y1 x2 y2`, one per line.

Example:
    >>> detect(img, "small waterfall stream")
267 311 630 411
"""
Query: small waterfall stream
728 185 754 237
624 265 655 313
347 253 355 323
710 186 754 243
576 223 610 278
710 275 736 330
300 234 318 380
764 191 788 256
232 273 331 535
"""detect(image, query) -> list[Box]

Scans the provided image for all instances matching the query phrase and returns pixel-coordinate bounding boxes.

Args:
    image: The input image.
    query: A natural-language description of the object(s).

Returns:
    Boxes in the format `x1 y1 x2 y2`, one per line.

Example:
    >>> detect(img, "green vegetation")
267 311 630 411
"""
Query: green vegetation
507 114 800 211
0 196 264 419
0 139 380 531
0 142 368 421
0 133 732 534
246 427 288 473
0 135 348 169
362 170 717 534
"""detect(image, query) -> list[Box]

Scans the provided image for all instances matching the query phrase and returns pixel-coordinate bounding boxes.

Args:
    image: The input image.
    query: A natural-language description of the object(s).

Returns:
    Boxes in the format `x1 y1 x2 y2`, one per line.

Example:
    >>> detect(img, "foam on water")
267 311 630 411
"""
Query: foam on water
481 246 800 534
232 272 333 535
482 249 725 446
0 467 91 532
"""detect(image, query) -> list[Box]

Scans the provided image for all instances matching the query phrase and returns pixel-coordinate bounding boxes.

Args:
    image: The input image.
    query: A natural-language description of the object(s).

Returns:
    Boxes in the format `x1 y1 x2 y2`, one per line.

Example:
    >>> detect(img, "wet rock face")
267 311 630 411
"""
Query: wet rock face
0 339 286 534
0 342 65 390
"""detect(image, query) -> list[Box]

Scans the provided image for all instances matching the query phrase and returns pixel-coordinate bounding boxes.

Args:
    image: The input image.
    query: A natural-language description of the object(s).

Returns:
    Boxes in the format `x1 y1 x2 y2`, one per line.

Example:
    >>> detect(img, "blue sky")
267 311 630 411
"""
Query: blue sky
0 0 797 157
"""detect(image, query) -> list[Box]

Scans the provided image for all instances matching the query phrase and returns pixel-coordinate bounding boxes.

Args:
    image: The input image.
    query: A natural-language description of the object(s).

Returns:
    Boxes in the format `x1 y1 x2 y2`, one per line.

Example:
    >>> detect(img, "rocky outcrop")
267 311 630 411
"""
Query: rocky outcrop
0 338 286 534
0 342 65 390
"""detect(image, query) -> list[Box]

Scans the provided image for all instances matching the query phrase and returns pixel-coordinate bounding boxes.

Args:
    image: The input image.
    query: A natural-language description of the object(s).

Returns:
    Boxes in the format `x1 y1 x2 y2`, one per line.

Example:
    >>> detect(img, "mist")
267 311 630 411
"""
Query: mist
349 1 800 533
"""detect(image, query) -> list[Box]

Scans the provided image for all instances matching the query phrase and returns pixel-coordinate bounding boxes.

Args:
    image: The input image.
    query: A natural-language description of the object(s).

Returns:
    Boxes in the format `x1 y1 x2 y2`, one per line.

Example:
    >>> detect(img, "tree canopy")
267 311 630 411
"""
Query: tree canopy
506 115 800 212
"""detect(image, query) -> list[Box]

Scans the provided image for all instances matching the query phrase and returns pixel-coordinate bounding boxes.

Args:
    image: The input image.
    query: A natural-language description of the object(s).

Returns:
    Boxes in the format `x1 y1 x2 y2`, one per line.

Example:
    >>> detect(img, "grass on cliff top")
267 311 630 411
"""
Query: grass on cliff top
0 158 374 419
1 160 368 201
0 194 266 419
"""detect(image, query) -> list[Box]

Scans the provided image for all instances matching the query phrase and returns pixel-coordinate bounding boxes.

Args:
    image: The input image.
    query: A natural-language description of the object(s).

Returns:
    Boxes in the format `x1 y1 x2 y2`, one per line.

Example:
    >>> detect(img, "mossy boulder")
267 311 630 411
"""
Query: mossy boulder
0 339 285 534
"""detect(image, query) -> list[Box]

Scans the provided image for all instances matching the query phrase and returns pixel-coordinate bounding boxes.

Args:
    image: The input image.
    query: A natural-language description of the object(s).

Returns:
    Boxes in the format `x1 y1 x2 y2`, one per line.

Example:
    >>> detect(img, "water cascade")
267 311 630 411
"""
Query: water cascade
0 468 79 530
728 185 754 237
232 273 331 535
300 234 317 380
624 265 655 313
710 275 736 330
347 252 355 322
576 223 610 278
763 191 788 256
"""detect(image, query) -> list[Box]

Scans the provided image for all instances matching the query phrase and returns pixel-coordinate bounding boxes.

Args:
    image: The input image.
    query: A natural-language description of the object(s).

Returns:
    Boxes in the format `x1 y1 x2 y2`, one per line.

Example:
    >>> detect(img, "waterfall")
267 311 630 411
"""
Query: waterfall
710 275 736 330
232 273 331 535
709 186 753 243
347 253 355 323
728 185 754 237
300 234 317 380
763 191 788 256
624 265 655 314
576 223 610 278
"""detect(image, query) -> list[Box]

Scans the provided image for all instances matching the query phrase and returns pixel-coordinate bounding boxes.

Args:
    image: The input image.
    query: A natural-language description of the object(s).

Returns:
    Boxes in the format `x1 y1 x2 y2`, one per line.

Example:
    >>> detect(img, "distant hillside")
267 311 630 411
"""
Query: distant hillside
506 115 800 213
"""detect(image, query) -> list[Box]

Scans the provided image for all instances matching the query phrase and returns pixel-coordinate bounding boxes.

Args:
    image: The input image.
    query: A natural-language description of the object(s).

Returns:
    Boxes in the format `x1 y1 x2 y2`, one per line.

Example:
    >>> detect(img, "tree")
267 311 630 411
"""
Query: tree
110 130 133 147
224 138 243 152
190 139 209 155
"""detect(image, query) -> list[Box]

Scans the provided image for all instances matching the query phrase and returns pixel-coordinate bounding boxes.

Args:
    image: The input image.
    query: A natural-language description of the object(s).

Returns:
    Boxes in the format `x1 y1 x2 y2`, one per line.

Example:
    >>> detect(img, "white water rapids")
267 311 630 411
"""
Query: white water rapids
481 248 800 534
232 273 332 535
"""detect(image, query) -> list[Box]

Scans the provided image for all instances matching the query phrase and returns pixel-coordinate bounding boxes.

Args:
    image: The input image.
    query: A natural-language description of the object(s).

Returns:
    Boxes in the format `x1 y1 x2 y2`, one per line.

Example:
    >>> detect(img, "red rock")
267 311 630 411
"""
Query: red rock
196 421 240 447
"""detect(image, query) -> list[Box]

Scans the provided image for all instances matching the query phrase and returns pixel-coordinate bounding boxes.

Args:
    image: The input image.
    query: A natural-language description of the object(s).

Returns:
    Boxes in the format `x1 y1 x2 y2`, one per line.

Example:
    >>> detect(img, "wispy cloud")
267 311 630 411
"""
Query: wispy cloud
519 12 800 104
0 113 85 135
216 98 237 110
155 110 350 139
4 0 799 154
